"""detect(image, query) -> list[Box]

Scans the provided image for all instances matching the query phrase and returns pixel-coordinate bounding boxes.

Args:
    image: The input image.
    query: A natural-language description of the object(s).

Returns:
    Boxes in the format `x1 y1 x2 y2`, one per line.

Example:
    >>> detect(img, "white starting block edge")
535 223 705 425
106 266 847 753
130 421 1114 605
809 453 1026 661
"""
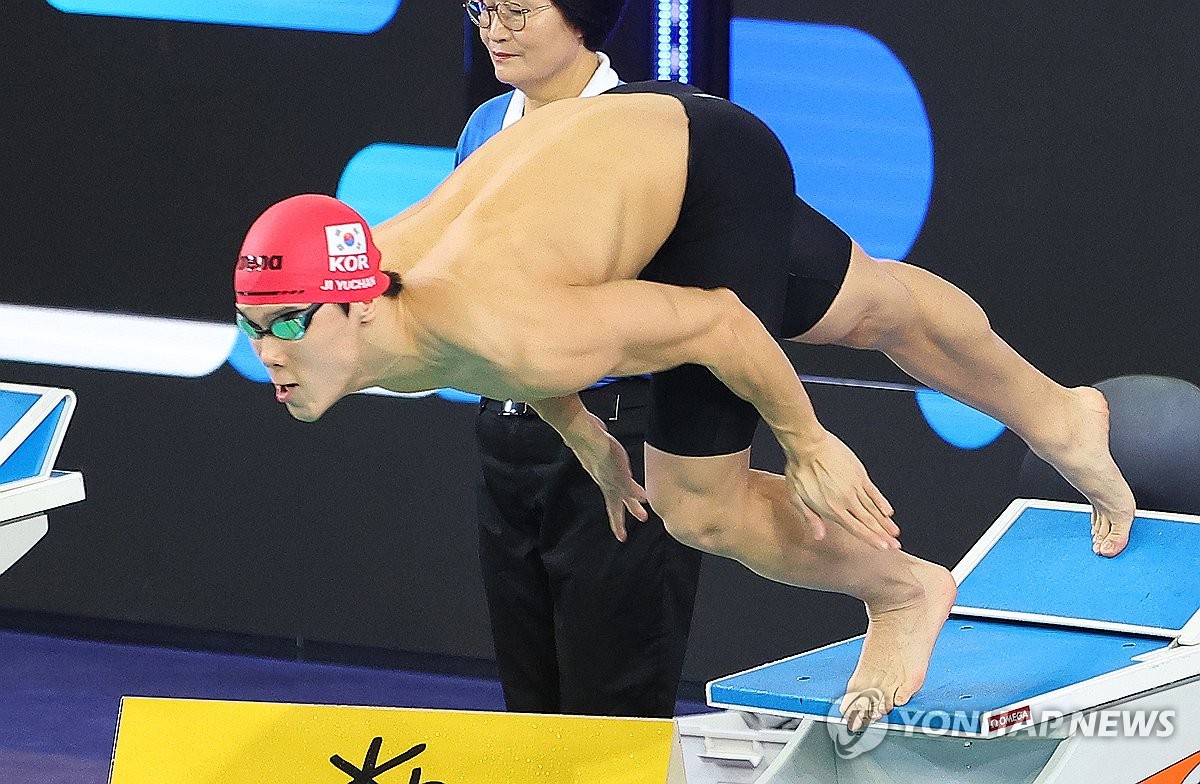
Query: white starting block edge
0 470 86 524
0 471 85 577
951 498 1200 644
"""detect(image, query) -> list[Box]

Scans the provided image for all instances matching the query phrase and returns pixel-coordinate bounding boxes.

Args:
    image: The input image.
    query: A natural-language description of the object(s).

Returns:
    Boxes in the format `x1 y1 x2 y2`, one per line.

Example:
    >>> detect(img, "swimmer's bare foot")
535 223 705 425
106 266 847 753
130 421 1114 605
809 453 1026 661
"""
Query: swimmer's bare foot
1029 387 1136 557
839 561 956 732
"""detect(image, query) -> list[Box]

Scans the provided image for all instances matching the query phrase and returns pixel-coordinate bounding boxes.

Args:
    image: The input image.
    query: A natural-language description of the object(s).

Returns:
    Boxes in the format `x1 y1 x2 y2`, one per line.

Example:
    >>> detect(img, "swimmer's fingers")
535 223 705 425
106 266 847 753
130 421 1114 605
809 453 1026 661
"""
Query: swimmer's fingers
787 433 898 550
790 486 896 551
832 500 901 551
830 480 898 546
863 483 897 531
607 481 649 542
607 495 630 542
792 499 828 542
853 486 901 541
572 430 645 542
624 480 650 524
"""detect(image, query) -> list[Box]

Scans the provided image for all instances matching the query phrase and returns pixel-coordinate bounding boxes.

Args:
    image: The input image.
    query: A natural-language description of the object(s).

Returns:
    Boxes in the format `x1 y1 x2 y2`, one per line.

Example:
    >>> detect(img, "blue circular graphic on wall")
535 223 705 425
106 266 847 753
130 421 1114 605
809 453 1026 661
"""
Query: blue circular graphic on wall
914 389 1007 449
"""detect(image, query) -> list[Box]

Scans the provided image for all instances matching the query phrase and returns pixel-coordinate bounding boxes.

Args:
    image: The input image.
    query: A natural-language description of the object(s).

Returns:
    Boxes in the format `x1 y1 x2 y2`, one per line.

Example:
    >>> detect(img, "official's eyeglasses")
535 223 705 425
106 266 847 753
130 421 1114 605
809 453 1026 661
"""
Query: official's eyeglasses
464 0 553 32
235 303 324 341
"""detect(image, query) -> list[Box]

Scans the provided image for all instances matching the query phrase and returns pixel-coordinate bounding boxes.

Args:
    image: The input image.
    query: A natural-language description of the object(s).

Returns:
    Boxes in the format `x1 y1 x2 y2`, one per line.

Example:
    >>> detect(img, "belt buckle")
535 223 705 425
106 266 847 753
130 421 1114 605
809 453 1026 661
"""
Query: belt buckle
500 399 529 416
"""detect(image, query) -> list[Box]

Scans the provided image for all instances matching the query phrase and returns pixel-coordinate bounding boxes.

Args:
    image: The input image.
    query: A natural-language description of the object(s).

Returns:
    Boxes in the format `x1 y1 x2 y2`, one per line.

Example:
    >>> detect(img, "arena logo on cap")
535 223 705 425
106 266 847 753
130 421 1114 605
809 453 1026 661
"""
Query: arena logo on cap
237 254 284 271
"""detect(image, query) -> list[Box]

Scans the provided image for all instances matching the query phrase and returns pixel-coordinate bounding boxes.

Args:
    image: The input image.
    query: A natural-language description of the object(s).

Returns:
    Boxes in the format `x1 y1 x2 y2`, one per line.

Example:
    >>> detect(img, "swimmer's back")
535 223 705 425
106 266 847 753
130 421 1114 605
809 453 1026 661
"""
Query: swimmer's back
386 93 692 286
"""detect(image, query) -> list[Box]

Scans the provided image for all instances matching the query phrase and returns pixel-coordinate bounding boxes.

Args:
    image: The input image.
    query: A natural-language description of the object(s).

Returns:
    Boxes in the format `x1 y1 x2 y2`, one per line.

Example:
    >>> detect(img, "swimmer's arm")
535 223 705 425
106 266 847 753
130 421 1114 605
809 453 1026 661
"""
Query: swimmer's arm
527 395 649 541
578 280 899 549
587 281 821 443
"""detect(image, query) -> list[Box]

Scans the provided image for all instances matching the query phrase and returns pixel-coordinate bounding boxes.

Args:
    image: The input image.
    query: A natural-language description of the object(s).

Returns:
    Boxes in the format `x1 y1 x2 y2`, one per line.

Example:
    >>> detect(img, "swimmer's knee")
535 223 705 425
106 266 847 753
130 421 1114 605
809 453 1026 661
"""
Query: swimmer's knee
836 259 920 350
648 484 743 557
799 251 915 348
644 446 752 556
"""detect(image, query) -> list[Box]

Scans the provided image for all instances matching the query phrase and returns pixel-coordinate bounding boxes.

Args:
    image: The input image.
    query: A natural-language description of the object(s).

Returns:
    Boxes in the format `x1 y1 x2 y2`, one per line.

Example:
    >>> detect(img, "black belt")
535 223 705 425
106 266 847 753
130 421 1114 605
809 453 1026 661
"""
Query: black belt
479 398 534 416
479 378 649 421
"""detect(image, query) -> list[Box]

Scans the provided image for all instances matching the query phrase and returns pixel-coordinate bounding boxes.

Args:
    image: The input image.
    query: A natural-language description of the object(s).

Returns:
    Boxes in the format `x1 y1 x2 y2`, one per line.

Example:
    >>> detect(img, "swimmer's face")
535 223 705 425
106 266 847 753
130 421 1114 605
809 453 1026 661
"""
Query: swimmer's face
236 302 365 422
478 1 587 91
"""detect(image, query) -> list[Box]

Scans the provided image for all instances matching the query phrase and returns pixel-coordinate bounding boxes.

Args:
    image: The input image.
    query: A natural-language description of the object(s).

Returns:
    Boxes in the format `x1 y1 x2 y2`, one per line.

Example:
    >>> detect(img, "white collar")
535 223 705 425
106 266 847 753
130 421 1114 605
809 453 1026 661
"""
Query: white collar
500 51 620 129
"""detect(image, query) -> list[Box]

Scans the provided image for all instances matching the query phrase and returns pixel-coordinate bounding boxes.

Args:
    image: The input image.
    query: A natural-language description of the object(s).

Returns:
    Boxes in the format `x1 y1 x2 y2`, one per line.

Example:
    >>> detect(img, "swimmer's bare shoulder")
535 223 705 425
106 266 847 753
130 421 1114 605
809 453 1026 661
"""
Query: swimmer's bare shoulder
372 97 692 397
441 94 690 285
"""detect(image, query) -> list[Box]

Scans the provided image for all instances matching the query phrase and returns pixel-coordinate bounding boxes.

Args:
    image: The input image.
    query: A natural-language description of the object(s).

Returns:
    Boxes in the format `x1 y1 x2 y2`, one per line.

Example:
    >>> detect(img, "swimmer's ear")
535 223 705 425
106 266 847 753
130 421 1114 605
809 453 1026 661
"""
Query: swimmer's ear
356 298 379 325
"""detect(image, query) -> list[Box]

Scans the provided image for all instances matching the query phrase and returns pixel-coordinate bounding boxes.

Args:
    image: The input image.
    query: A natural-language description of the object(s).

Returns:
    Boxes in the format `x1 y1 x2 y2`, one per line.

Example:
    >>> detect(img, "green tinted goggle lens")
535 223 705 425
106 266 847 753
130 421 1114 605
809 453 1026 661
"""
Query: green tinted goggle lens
235 313 260 339
269 318 307 340
235 304 322 341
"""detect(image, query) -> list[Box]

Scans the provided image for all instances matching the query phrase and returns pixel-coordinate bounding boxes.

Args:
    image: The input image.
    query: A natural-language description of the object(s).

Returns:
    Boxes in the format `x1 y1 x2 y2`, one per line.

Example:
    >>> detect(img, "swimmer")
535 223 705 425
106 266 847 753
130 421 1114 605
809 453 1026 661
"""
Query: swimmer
234 81 1135 729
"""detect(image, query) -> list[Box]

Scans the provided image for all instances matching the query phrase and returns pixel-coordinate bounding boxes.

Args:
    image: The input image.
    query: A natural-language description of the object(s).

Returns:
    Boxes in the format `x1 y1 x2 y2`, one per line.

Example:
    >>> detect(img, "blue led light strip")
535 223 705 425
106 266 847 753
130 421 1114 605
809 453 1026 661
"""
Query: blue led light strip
655 0 689 82
44 0 402 35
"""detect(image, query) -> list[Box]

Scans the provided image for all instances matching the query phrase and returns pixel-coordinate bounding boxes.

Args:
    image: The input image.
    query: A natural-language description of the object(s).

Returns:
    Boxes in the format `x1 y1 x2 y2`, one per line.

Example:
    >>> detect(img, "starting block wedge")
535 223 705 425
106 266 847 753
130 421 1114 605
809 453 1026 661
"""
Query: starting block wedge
698 499 1200 784
0 383 84 577
109 697 686 784
0 382 75 490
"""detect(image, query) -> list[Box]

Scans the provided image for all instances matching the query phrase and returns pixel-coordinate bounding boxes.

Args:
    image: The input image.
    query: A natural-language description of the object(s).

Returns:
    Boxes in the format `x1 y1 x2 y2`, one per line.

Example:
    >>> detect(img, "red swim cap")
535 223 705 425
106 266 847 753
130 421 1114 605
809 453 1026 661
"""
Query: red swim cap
234 194 390 305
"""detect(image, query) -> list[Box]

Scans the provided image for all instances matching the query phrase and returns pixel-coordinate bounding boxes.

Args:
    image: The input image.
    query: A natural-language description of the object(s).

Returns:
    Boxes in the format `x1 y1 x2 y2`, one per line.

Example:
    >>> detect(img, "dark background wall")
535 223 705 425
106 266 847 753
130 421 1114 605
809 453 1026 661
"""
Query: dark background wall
1 0 1196 689
737 0 1200 390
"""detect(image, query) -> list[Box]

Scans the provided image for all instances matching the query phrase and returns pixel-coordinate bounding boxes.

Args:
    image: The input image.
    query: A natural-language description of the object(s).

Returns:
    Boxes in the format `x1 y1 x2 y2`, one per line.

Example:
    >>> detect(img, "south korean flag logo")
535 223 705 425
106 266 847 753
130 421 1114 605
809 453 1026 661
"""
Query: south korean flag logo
325 222 367 256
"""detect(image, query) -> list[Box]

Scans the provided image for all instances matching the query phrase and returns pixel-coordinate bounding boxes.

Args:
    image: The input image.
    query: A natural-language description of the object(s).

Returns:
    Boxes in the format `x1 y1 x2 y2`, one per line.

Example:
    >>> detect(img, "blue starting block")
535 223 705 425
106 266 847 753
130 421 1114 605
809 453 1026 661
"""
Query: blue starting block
688 500 1200 784
0 383 84 577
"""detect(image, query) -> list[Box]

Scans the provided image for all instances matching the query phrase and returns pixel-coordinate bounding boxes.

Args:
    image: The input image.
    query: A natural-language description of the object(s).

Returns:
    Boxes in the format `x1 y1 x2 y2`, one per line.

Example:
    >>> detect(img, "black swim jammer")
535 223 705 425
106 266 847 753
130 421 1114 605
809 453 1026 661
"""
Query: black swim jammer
607 81 853 457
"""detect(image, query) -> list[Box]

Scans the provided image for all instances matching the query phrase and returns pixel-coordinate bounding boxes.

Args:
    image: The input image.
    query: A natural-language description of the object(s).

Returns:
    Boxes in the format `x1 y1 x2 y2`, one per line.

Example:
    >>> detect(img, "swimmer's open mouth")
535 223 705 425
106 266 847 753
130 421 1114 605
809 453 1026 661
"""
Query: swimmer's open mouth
275 383 298 403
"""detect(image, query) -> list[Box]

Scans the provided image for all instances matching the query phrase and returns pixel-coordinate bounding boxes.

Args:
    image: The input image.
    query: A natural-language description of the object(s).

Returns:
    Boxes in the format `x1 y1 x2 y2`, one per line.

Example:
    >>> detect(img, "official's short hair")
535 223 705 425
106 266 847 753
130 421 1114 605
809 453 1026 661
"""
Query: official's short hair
554 0 626 51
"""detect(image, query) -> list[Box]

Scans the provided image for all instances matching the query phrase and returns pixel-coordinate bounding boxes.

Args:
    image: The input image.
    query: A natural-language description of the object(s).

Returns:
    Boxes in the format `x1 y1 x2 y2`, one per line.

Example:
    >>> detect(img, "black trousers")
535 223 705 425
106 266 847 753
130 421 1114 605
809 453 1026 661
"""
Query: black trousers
475 377 703 717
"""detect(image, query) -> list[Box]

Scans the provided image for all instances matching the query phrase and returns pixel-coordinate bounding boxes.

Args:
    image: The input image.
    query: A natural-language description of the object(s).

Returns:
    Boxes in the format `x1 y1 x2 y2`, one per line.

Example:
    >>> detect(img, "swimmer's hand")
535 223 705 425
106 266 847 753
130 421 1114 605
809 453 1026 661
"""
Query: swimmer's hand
528 395 649 540
786 431 900 550
571 424 650 542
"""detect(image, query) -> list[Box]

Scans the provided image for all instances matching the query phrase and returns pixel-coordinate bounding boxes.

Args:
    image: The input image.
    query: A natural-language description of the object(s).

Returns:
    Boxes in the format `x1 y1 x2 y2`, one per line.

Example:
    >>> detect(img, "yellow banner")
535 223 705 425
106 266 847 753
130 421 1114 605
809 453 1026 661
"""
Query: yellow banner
109 697 684 784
